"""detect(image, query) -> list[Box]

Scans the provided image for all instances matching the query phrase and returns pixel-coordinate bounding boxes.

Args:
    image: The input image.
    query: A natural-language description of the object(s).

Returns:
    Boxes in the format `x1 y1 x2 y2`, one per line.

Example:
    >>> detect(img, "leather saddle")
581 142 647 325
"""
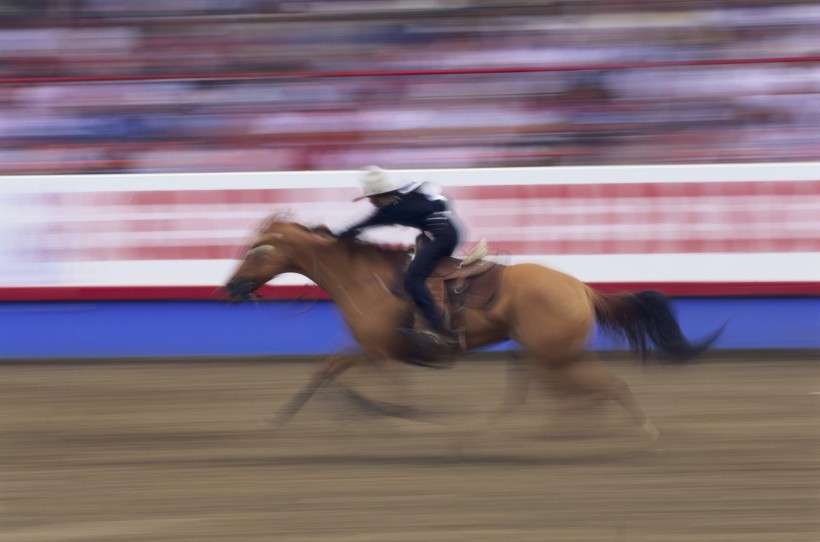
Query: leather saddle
426 256 503 316
396 237 503 329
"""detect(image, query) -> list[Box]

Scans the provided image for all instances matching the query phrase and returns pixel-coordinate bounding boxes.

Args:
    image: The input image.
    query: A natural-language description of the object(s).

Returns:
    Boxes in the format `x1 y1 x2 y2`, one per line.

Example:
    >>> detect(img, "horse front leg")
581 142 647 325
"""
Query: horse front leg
269 353 358 429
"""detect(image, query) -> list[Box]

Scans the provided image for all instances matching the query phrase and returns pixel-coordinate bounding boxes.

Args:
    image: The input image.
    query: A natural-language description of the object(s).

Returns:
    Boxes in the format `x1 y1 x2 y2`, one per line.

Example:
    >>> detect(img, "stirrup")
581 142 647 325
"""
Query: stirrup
397 327 456 369
414 328 459 349
401 353 453 369
398 327 455 349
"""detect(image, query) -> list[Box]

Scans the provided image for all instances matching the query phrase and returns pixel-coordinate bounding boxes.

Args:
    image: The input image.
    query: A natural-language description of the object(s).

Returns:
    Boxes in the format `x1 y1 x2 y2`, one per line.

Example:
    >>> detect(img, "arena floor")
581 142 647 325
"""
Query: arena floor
1 356 818 541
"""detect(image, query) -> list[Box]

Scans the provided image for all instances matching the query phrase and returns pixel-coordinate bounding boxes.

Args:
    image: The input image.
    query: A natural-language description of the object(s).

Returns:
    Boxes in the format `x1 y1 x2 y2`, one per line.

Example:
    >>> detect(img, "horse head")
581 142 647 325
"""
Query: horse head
224 213 406 304
224 217 326 303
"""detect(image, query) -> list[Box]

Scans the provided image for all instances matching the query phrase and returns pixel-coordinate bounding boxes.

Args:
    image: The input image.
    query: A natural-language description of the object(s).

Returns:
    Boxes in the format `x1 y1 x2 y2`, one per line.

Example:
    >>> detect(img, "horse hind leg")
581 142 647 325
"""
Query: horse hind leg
546 354 659 442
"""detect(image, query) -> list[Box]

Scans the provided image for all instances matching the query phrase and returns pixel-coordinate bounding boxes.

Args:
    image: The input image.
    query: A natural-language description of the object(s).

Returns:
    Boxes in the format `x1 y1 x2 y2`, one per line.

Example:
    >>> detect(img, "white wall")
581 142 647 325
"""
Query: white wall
1 163 818 287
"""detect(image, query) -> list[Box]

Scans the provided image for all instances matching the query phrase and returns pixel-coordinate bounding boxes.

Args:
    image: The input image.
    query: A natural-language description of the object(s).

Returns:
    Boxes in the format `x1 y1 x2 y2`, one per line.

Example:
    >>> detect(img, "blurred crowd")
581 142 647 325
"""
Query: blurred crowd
1 0 819 174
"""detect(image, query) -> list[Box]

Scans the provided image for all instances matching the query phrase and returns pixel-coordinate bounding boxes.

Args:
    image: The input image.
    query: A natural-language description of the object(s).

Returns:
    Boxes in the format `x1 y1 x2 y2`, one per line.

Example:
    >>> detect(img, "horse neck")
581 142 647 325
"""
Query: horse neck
289 242 388 299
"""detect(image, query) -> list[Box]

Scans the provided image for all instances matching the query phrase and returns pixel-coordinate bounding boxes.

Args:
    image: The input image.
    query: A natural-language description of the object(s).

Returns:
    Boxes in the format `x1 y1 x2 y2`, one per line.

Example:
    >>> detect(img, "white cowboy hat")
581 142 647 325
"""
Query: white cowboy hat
353 165 407 201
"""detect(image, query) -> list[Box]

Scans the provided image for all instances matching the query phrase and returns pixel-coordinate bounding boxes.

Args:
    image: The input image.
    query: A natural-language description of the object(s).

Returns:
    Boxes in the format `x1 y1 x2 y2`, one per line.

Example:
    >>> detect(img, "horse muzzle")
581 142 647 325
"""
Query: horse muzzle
224 278 256 303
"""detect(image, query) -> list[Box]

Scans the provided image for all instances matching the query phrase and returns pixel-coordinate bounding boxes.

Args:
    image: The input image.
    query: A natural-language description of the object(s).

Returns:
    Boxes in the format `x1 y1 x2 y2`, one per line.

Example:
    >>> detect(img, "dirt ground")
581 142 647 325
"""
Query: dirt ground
1 355 818 542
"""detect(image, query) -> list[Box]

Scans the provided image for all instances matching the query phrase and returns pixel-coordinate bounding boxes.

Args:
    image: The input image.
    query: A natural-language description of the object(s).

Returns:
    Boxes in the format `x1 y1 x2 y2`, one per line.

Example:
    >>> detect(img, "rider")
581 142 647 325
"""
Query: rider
334 165 463 349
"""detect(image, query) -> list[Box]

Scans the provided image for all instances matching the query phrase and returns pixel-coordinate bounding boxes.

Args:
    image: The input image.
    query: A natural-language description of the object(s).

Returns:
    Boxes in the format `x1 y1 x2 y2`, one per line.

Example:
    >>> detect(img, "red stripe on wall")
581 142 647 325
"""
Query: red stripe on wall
52 180 820 206
450 181 820 200
26 236 820 262
58 188 356 206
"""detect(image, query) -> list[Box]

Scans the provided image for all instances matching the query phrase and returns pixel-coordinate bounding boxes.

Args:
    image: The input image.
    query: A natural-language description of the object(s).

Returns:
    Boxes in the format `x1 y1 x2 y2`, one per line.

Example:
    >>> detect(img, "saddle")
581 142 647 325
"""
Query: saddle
427 257 503 314
399 239 504 330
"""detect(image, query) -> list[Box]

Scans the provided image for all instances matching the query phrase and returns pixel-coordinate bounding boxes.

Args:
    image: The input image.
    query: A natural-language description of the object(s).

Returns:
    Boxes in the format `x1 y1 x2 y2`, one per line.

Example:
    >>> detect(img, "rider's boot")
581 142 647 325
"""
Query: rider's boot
411 320 459 350
398 315 460 367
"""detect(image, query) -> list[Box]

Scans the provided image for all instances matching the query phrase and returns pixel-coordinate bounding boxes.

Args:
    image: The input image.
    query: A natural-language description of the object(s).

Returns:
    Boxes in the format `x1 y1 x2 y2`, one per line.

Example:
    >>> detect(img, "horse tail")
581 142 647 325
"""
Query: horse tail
587 288 723 362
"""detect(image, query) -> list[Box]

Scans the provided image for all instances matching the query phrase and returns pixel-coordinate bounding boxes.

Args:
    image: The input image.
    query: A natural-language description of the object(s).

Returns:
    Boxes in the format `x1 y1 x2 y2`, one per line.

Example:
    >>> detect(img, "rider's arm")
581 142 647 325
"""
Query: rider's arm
335 208 394 239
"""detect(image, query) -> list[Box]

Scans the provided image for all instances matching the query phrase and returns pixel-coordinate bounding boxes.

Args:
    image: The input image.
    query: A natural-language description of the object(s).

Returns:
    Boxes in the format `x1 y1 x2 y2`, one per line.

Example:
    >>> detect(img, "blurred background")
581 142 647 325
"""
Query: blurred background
1 0 820 175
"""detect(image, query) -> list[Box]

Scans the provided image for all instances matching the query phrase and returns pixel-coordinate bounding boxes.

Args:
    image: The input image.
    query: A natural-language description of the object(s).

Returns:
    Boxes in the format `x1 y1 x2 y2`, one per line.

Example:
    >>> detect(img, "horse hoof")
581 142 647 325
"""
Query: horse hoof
642 419 661 442
262 417 288 431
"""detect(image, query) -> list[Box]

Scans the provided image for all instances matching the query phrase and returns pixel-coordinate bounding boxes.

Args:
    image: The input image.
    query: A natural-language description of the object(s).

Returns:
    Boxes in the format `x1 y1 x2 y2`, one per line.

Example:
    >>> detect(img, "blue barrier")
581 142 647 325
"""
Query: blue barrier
1 297 818 359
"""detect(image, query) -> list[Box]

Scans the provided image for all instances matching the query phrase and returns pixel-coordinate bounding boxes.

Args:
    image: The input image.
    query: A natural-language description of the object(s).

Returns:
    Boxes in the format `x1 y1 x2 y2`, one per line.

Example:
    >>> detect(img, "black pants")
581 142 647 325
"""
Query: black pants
404 221 459 331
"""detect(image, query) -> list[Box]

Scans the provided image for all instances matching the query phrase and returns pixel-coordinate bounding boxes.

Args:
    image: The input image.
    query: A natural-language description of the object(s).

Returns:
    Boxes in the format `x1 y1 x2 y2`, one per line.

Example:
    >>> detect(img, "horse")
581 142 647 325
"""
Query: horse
224 214 722 439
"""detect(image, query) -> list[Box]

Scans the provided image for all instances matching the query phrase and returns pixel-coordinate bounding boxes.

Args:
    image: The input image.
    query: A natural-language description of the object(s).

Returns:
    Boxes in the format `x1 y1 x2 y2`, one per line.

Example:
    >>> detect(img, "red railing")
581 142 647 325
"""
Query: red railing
2 55 819 85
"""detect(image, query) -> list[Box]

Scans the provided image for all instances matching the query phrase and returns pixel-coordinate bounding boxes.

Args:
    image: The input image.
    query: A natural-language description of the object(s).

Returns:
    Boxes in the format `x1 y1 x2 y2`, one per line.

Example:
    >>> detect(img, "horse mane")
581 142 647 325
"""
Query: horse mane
256 211 295 234
347 239 413 259
256 211 412 262
318 228 413 262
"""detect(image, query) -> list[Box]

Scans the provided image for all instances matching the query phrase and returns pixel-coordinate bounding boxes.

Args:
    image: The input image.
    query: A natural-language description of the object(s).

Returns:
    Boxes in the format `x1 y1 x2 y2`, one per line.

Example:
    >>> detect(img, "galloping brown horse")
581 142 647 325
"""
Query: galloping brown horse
225 214 721 438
